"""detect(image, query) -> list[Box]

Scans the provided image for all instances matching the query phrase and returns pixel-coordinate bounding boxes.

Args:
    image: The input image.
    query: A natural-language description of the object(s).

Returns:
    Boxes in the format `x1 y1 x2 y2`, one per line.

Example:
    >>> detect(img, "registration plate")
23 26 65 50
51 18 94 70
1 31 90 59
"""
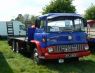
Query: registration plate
65 53 76 58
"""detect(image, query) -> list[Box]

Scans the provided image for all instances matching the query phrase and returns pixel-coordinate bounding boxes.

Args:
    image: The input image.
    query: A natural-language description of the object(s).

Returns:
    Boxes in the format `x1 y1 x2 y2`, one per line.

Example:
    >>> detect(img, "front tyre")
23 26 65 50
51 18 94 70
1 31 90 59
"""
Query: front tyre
33 48 43 64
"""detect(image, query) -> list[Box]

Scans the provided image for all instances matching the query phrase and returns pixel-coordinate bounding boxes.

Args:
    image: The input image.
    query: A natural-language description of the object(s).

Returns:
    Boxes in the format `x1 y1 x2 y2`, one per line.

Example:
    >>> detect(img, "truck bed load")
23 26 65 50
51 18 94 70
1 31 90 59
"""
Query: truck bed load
0 21 26 38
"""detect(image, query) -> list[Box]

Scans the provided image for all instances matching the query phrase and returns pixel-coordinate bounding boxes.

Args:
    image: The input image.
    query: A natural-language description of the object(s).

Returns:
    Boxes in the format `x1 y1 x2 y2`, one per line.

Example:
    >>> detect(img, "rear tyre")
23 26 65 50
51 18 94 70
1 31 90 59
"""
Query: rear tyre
12 40 16 52
15 42 19 53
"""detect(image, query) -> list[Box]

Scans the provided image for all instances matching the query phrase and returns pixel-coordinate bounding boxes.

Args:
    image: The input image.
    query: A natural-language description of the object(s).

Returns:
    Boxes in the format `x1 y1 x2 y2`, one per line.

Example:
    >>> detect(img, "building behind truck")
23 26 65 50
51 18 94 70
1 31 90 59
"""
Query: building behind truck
8 13 90 64
0 21 26 39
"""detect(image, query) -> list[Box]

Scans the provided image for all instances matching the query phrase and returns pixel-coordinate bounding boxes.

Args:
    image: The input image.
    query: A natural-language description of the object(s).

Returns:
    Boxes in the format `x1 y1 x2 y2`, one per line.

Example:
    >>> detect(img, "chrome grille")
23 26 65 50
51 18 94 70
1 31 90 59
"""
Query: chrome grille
53 44 84 52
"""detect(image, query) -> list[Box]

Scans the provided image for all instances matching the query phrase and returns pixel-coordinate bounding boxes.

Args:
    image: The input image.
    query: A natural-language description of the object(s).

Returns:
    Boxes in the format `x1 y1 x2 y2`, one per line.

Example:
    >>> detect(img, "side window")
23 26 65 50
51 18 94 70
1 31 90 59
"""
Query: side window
74 19 82 29
40 20 45 28
35 19 40 28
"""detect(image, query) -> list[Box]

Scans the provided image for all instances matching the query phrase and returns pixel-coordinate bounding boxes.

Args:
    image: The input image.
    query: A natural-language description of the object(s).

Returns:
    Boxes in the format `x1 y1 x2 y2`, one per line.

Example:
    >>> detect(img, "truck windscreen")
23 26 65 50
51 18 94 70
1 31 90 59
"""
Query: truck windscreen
47 16 84 32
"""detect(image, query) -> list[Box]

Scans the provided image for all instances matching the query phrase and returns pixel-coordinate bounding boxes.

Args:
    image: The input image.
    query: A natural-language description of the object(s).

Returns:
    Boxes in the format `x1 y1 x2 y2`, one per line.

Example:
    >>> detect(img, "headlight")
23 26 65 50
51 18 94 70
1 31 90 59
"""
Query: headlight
68 36 72 40
85 45 89 50
48 47 53 53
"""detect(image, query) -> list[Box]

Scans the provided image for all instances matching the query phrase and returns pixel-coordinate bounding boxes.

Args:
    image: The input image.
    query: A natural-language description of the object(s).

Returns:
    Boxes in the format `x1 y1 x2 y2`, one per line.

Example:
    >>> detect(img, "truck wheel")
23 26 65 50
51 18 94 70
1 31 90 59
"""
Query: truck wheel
12 40 16 52
33 48 42 64
15 42 19 53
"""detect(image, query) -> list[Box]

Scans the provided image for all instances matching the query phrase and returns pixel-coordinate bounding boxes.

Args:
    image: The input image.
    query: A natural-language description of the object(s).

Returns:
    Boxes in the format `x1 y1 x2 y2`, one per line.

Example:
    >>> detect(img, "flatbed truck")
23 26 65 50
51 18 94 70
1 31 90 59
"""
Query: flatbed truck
8 13 90 64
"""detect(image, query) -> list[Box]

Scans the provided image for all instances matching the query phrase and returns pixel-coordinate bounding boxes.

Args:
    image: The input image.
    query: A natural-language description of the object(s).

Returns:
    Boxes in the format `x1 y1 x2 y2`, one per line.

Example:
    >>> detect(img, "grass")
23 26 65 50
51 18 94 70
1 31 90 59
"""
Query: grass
0 41 95 73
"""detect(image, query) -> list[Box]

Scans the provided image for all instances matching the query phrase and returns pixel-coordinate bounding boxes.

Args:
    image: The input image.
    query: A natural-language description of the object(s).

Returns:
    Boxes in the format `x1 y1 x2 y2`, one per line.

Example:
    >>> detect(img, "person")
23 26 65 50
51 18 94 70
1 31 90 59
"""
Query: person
31 24 36 28
28 24 36 41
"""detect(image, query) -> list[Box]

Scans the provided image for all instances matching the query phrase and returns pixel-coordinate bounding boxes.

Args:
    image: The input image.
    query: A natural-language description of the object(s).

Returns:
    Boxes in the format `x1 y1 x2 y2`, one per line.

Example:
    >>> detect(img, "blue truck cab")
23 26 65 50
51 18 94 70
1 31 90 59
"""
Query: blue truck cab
27 13 90 63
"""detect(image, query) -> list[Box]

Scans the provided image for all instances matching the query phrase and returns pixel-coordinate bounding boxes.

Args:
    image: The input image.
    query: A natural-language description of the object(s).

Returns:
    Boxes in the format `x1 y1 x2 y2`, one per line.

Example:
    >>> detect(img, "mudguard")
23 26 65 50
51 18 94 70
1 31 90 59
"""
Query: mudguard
31 40 43 56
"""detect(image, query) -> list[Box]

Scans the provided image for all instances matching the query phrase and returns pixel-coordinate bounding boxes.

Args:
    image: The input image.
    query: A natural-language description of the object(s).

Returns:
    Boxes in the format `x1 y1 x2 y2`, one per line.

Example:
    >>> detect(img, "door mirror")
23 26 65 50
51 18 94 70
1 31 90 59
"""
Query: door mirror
83 19 87 27
35 19 40 28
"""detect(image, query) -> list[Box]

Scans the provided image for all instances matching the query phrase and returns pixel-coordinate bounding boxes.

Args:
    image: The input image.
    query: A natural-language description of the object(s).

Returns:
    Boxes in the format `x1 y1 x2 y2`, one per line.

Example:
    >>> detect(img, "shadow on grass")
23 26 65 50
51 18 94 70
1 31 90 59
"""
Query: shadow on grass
91 52 95 55
43 60 95 73
19 51 95 73
0 52 13 73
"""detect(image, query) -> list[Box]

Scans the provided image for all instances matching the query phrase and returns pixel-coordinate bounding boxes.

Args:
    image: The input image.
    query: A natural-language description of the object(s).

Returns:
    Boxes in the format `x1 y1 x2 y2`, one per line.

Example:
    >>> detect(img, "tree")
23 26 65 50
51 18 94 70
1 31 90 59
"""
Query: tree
84 5 95 20
31 15 37 24
14 14 38 28
11 19 15 21
23 14 30 21
42 0 76 14
15 14 24 23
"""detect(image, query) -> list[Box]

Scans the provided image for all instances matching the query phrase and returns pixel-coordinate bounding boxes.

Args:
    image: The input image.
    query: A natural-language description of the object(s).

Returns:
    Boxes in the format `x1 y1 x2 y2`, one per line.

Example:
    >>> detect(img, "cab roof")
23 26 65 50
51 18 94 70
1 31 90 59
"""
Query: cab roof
39 13 82 20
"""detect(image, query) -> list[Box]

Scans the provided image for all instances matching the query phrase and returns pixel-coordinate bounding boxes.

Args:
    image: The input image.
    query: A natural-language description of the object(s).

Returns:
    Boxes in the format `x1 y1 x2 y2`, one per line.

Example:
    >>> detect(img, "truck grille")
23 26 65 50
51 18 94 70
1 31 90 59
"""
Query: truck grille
53 44 85 53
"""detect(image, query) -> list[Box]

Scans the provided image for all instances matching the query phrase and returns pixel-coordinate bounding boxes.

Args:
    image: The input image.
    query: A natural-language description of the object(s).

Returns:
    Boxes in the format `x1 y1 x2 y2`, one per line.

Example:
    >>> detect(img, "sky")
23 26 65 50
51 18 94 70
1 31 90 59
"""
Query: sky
0 0 95 21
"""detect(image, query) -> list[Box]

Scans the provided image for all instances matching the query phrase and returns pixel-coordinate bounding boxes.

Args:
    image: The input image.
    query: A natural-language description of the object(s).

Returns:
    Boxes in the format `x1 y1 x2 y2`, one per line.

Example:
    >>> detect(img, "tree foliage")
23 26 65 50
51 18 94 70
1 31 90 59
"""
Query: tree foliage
84 5 95 20
15 14 24 23
15 14 37 26
42 0 76 14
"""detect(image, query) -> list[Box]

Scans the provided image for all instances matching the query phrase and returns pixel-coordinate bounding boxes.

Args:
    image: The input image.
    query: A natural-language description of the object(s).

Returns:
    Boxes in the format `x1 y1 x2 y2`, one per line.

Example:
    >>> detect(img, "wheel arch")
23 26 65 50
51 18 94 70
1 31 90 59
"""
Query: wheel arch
30 40 42 56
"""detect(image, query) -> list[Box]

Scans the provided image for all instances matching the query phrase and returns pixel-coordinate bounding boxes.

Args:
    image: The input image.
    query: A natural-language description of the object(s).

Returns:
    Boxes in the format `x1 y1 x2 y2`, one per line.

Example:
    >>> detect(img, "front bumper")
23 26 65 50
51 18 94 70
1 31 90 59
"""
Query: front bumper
43 51 90 59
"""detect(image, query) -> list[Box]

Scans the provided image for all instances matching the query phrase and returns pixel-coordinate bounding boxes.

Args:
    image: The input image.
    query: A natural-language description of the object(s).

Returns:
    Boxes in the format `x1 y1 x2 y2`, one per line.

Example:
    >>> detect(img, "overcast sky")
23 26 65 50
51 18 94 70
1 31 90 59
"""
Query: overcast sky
0 0 95 21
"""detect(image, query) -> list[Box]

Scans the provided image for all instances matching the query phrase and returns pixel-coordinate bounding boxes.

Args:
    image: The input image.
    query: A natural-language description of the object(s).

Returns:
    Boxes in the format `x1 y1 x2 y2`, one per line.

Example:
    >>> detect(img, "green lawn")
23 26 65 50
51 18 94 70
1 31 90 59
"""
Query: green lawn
0 41 95 73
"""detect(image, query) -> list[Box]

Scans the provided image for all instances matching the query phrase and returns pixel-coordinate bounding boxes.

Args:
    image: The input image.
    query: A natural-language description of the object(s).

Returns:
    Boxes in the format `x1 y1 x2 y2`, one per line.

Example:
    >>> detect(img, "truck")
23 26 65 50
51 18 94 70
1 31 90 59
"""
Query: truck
8 13 90 64
87 20 95 52
0 21 26 39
